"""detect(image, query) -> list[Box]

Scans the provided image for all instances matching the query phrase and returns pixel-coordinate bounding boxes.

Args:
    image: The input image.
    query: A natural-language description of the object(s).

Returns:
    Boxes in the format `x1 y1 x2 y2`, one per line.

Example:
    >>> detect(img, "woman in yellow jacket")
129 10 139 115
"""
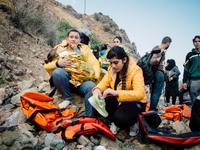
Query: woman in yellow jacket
44 29 101 117
89 46 147 135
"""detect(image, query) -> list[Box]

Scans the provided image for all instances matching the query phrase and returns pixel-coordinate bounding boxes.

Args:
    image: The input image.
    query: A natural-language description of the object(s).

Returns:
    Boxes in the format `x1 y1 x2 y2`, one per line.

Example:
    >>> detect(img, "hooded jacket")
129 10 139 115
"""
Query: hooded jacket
44 40 101 80
93 57 147 103
183 48 200 83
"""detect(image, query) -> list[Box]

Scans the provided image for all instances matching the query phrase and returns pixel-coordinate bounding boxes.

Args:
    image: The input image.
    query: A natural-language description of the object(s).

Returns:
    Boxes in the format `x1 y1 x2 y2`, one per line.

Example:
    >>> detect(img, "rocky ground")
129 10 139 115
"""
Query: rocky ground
0 0 200 149
1 78 200 150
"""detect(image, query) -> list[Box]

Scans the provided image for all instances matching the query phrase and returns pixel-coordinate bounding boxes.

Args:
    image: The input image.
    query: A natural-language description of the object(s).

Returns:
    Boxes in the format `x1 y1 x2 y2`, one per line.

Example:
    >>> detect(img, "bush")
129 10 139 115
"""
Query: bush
90 35 102 48
0 76 8 85
0 0 15 14
15 9 45 35
103 24 110 32
57 21 72 43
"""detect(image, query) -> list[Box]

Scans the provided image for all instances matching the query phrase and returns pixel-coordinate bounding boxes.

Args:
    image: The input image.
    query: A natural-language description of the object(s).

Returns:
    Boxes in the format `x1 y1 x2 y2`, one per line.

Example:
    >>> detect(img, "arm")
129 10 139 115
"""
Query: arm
81 44 101 80
44 60 57 73
149 49 162 66
117 68 146 102
170 66 181 81
93 67 112 92
182 52 191 89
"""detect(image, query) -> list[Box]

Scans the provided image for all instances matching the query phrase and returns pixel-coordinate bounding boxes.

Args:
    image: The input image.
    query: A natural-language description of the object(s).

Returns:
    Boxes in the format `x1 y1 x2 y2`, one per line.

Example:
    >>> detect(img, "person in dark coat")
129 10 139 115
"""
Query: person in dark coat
92 45 100 59
164 59 181 105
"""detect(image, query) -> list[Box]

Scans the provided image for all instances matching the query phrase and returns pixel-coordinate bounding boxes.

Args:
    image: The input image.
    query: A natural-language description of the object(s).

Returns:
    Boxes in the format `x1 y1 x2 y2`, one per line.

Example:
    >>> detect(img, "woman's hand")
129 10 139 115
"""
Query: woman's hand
102 88 118 99
182 83 188 90
93 89 103 98
58 57 72 68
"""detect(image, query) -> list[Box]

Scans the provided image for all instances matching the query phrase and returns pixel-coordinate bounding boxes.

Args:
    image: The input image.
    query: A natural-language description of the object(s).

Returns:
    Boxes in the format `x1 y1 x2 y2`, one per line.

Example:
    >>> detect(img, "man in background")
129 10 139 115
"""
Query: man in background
182 35 200 104
149 36 172 111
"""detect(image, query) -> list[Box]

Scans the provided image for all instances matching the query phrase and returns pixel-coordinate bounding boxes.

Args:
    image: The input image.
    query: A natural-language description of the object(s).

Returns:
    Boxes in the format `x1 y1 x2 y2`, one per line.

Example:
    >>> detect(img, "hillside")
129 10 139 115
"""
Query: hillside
0 0 139 86
1 1 200 150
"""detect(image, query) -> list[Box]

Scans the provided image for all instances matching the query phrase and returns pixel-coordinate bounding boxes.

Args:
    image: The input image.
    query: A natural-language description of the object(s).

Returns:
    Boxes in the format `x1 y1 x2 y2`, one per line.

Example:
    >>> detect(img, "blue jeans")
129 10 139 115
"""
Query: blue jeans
52 68 95 117
149 71 164 111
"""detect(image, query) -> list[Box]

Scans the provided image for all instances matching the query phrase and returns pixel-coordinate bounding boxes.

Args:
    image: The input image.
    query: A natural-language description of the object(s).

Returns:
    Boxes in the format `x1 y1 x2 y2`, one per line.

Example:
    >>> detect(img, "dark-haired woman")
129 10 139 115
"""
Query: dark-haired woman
44 29 101 117
89 46 147 136
164 59 180 105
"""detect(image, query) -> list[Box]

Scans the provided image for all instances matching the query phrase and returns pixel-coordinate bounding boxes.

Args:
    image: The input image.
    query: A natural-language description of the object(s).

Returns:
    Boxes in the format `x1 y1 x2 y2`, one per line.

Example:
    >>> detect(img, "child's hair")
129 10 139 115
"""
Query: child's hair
45 49 57 64
113 36 122 43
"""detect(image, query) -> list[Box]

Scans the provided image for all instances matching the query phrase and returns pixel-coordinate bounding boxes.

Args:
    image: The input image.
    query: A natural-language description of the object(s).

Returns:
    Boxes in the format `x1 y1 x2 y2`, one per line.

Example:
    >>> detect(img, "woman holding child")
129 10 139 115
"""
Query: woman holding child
44 29 101 117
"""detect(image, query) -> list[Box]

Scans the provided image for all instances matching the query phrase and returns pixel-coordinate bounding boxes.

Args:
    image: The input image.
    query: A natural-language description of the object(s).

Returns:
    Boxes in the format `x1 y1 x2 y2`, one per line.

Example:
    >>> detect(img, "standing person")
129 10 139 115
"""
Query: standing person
44 29 101 117
182 35 200 104
89 46 147 136
164 59 181 105
149 36 172 111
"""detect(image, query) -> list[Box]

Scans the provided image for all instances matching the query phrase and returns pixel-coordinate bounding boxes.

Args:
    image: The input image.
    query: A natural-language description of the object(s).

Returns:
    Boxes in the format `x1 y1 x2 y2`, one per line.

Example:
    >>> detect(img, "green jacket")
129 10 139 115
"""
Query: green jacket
183 48 200 83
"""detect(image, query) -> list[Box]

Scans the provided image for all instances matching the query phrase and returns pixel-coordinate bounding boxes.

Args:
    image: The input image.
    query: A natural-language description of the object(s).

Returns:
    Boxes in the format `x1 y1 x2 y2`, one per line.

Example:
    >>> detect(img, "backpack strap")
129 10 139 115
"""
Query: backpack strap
29 108 62 121
48 77 57 97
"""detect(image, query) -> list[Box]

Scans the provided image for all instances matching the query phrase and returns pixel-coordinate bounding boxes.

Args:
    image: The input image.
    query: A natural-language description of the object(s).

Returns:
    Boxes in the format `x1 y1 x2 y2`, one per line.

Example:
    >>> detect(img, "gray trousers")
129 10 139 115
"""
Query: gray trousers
189 79 200 103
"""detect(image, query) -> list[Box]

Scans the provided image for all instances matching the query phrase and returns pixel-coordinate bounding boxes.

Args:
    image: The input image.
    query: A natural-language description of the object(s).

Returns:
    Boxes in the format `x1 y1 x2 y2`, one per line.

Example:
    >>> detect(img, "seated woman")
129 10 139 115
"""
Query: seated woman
89 46 147 136
44 29 101 117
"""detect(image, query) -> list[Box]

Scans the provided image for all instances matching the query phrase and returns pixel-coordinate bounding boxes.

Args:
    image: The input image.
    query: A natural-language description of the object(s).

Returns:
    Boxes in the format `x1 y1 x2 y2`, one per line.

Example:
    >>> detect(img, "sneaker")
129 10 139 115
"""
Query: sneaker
58 100 71 109
88 94 108 117
129 121 139 137
110 122 119 135
164 102 170 107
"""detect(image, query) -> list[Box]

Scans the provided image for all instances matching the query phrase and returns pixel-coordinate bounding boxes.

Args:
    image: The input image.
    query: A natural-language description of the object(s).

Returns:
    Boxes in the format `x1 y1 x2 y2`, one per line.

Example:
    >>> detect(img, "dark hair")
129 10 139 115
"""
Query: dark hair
45 49 57 64
166 59 176 71
101 44 108 50
161 36 172 44
107 46 129 90
92 45 100 59
113 36 122 43
67 29 80 37
93 45 100 51
80 32 90 45
192 35 200 42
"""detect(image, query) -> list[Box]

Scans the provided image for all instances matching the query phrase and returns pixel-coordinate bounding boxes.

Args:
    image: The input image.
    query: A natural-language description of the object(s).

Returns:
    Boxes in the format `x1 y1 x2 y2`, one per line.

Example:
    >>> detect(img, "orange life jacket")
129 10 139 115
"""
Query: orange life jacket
54 117 116 141
20 91 77 132
162 104 191 121
20 91 116 141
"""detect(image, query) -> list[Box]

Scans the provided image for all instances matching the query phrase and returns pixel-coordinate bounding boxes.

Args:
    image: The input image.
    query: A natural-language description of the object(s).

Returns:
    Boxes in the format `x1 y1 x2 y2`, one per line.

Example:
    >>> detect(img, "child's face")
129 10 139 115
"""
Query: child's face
67 31 81 50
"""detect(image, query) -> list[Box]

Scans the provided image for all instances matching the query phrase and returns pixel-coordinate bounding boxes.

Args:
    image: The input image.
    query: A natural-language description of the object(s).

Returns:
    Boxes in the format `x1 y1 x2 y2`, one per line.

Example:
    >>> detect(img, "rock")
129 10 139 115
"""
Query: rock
45 133 65 150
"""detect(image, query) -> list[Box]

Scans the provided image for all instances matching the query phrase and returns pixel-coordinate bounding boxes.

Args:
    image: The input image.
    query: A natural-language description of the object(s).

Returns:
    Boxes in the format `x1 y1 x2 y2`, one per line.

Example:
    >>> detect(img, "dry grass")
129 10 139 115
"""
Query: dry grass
0 0 15 14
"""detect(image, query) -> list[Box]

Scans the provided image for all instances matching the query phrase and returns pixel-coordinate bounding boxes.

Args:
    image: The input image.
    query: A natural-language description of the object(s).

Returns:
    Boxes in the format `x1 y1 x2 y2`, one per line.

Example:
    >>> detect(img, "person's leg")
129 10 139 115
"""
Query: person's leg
112 102 146 129
104 96 119 121
189 98 200 131
189 80 200 103
52 68 73 108
165 95 170 103
149 71 164 111
165 83 170 103
172 96 176 105
77 80 96 117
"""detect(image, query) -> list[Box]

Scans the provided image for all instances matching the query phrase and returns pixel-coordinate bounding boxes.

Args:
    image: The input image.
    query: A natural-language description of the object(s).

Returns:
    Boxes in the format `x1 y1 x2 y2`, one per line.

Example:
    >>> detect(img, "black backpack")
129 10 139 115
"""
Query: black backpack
137 52 154 85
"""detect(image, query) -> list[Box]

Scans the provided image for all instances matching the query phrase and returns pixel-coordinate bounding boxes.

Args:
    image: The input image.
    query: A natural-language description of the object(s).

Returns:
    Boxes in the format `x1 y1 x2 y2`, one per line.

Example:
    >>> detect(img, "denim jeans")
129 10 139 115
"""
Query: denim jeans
149 71 164 111
52 68 95 117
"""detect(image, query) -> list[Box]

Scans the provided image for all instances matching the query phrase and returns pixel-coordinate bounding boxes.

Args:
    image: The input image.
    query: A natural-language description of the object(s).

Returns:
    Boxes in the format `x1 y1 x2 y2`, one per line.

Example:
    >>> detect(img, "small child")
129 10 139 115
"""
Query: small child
45 48 95 87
